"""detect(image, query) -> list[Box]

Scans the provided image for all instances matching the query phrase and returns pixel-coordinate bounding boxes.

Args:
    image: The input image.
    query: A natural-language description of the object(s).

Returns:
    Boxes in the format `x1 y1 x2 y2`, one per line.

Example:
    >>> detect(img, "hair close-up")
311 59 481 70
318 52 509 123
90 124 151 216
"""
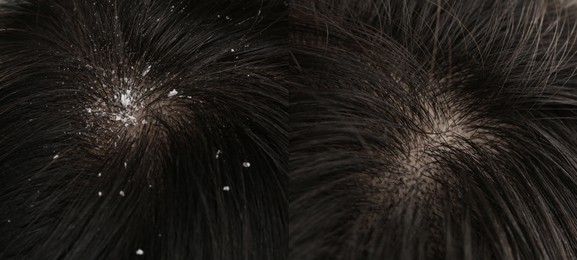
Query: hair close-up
290 0 577 259
5 0 577 259
0 0 287 259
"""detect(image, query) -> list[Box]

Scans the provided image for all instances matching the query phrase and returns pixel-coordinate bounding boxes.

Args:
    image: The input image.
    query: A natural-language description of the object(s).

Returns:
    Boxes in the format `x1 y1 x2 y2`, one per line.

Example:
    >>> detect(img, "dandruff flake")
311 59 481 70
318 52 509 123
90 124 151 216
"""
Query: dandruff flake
142 64 152 76
168 89 178 97
136 249 144 255
223 186 230 191
242 161 251 168
120 89 133 107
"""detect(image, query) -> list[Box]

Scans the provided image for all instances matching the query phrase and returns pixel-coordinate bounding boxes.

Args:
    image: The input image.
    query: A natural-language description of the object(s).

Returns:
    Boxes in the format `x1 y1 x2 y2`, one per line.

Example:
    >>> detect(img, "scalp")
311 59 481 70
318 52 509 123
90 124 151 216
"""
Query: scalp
290 0 577 259
0 0 287 259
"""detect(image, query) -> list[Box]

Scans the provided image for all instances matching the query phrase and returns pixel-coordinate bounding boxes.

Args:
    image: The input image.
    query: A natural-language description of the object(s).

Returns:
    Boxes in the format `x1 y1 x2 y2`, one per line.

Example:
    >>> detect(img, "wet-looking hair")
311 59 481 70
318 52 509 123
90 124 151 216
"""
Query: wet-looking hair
0 0 287 259
290 0 577 259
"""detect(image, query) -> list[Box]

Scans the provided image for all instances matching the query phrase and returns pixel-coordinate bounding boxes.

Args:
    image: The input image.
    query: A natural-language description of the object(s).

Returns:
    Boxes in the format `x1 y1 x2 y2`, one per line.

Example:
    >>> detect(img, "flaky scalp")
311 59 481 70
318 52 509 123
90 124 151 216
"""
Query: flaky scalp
0 0 287 259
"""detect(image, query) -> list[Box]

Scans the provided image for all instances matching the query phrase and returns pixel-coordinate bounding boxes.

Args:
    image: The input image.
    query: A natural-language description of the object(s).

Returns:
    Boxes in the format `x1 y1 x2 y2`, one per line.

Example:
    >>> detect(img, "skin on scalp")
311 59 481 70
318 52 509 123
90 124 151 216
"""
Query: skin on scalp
290 0 577 259
0 0 287 259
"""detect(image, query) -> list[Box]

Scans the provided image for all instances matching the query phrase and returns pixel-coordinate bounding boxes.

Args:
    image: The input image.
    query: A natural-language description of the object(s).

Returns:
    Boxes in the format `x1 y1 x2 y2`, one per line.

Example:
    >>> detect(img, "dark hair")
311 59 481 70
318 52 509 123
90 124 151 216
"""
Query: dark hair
290 0 577 259
0 0 287 259
6 0 577 259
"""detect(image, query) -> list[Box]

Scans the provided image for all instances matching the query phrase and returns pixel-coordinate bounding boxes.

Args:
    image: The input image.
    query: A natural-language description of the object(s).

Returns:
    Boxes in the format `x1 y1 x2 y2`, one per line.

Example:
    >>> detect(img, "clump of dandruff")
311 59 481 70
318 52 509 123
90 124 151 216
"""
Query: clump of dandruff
80 64 189 146
84 66 152 129
168 89 178 97
120 89 133 107
112 88 140 126
84 91 140 128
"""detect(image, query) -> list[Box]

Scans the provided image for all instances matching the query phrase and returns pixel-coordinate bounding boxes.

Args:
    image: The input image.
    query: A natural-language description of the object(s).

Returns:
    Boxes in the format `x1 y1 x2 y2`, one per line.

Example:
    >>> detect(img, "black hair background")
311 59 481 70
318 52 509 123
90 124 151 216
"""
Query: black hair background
290 0 577 259
0 0 287 259
5 0 577 259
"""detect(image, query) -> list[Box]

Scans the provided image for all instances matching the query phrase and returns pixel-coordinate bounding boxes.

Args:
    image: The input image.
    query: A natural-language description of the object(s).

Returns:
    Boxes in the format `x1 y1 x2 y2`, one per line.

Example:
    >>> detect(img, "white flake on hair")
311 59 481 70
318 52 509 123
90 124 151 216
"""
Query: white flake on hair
136 249 144 255
53 154 59 160
142 65 152 76
230 48 235 52
119 190 125 197
216 150 222 158
120 89 133 107
168 89 178 97
223 186 230 191
98 191 102 196
98 172 102 177
96 87 142 127
122 77 133 85
242 161 251 168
